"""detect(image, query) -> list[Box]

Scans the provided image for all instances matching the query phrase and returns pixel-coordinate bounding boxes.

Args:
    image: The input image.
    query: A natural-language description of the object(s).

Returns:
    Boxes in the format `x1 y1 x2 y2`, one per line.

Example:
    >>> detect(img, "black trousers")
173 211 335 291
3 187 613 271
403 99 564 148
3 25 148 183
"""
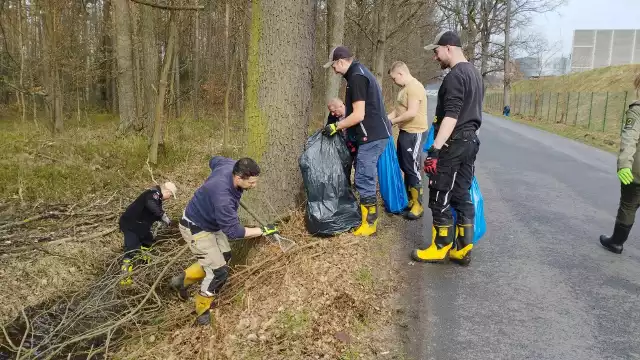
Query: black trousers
616 183 640 226
428 130 480 226
122 228 154 260
397 129 427 188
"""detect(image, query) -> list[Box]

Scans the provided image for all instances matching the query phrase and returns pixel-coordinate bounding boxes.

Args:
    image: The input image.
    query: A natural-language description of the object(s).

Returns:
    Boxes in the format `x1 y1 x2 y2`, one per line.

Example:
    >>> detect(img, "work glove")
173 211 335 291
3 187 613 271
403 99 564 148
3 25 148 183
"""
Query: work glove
424 146 440 175
322 123 338 137
161 213 171 226
260 224 279 236
618 168 634 185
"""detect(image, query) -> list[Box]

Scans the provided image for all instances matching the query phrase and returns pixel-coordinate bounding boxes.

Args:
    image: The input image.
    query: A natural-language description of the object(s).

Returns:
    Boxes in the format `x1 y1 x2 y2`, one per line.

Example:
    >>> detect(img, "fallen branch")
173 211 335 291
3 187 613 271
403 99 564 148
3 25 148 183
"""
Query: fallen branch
47 227 117 246
130 0 204 10
0 213 53 230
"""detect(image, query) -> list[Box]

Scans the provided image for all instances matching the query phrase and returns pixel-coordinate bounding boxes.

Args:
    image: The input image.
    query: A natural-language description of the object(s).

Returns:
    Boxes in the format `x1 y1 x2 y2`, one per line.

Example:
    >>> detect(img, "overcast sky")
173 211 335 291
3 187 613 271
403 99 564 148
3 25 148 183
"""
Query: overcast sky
531 0 640 57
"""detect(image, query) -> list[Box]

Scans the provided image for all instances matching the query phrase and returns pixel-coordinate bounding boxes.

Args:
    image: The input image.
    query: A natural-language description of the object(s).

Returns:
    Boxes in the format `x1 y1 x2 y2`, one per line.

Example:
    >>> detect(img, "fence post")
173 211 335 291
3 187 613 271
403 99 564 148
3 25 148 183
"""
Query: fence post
574 92 581 126
554 93 559 123
565 92 571 124
621 91 629 134
546 92 551 122
602 91 609 132
588 92 594 130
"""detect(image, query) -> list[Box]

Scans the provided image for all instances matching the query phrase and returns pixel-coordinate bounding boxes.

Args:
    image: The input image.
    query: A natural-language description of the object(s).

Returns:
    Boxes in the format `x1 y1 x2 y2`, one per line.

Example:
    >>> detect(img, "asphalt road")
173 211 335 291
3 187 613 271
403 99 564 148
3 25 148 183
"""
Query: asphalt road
400 95 640 360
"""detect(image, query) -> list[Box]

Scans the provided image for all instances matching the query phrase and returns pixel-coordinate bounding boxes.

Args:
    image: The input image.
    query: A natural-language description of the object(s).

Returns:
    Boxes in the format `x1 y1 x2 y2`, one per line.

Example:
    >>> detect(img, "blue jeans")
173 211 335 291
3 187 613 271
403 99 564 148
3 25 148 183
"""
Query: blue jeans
355 137 389 202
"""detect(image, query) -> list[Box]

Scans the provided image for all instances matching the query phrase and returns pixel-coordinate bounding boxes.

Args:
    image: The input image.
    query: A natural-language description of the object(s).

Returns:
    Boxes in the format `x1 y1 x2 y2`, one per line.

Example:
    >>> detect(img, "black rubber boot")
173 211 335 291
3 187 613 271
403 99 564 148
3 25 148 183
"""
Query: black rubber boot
599 222 632 254
450 224 474 266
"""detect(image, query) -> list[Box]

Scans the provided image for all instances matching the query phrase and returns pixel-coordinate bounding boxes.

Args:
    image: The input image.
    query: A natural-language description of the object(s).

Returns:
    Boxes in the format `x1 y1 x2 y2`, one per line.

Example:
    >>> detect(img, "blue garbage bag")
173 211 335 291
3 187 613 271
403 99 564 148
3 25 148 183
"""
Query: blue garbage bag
423 125 435 152
451 176 486 244
377 136 408 213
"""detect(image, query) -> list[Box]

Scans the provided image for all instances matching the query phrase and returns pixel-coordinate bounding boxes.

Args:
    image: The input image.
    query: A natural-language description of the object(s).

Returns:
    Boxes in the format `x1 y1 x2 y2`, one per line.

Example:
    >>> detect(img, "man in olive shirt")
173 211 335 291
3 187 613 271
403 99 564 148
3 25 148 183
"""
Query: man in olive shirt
387 61 429 220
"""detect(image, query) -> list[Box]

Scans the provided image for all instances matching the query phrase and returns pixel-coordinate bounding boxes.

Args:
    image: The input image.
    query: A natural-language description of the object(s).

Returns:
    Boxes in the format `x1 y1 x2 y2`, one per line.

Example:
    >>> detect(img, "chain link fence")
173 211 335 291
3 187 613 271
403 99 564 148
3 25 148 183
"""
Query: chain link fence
484 91 632 135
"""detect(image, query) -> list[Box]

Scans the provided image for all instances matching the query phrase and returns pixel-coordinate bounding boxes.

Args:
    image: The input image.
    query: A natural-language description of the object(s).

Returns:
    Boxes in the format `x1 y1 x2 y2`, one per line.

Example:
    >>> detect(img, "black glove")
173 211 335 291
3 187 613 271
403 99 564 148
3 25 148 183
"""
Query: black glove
322 123 338 137
424 146 440 175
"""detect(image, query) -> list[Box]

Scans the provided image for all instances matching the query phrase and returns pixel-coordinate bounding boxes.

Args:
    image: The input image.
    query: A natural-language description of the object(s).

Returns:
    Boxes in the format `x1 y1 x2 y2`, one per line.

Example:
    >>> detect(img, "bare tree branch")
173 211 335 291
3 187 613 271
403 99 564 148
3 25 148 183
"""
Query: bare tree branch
129 0 203 11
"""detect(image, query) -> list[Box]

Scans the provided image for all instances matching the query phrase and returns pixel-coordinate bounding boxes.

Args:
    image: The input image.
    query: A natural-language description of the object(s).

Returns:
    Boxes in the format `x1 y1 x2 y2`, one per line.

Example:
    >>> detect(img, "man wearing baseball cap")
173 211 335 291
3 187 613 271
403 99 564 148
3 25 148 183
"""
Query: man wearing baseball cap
322 45 392 237
412 30 483 265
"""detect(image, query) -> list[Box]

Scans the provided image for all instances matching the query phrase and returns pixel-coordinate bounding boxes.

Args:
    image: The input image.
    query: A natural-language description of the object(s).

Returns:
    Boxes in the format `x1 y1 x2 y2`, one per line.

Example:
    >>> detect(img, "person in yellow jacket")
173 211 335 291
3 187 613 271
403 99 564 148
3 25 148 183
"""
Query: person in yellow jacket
599 74 640 254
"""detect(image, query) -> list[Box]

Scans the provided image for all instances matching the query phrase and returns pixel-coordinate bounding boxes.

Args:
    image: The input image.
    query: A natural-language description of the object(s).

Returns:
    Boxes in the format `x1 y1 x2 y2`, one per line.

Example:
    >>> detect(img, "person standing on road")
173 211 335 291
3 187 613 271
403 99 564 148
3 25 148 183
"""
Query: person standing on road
599 74 640 254
169 156 278 325
387 61 429 220
118 182 177 286
321 45 392 237
411 30 483 266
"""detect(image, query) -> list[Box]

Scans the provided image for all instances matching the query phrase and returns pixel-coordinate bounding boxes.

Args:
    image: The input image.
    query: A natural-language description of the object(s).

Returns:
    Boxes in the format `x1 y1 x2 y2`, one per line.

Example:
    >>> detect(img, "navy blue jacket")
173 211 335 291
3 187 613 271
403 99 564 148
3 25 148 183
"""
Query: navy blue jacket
184 157 245 239
119 186 165 235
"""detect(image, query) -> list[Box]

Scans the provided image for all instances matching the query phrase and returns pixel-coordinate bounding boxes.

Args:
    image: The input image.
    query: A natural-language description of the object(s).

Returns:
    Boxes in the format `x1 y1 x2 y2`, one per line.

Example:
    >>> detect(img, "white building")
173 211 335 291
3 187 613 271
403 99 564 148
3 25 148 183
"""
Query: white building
571 29 640 72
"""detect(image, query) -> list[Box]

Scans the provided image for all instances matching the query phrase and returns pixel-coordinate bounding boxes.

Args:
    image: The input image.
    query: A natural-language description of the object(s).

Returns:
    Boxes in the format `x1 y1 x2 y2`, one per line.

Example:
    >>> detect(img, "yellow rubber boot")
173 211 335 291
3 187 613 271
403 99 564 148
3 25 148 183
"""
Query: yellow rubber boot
411 225 454 263
353 203 378 236
169 263 205 301
404 187 424 220
194 292 215 326
449 224 474 266
119 259 133 286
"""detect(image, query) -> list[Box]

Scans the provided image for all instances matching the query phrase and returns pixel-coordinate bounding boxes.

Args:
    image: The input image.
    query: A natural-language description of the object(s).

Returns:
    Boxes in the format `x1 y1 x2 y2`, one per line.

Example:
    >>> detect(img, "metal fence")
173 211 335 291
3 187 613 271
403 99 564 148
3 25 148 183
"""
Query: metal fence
484 91 632 135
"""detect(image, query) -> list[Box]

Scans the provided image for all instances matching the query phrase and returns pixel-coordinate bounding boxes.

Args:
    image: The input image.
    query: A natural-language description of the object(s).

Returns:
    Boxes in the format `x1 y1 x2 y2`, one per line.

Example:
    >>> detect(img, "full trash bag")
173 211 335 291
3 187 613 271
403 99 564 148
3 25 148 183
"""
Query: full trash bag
451 176 486 244
299 130 361 236
377 137 409 214
423 124 435 152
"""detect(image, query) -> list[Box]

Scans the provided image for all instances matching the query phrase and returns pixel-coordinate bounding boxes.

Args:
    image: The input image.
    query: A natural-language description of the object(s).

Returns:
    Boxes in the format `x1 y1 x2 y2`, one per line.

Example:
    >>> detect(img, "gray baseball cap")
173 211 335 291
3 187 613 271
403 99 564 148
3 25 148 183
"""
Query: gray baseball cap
323 46 354 68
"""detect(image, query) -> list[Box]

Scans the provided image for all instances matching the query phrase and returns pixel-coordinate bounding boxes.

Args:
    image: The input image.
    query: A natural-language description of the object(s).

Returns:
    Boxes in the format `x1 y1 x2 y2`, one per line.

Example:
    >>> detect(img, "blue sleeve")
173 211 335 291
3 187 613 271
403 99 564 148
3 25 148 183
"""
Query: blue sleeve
212 194 246 240
209 156 224 171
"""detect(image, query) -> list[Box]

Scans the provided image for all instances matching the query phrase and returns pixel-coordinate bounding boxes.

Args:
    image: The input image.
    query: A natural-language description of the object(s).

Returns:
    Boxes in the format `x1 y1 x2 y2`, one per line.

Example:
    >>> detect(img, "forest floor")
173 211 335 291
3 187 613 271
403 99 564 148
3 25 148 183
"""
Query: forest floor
0 110 409 359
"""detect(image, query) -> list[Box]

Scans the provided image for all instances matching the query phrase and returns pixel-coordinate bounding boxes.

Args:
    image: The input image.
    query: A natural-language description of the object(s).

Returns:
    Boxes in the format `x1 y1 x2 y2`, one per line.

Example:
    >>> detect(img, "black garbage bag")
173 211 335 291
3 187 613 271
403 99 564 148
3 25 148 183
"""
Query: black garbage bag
299 130 361 236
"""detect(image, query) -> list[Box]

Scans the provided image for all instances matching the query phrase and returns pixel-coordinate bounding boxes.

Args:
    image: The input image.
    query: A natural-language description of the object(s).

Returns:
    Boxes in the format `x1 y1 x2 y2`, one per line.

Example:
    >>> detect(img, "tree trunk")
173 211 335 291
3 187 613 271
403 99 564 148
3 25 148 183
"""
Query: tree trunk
42 5 63 133
113 0 137 132
149 16 176 164
223 48 238 151
18 0 26 123
141 4 158 136
192 9 200 120
325 0 346 103
373 0 389 86
131 5 144 130
174 34 181 118
244 0 316 217
503 0 511 108
102 0 114 111
225 0 230 74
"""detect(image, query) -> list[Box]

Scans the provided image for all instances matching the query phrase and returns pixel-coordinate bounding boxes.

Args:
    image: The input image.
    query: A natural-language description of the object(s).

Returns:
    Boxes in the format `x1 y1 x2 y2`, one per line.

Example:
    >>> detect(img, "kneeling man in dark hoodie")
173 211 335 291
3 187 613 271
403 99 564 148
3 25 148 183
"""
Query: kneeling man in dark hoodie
169 156 278 325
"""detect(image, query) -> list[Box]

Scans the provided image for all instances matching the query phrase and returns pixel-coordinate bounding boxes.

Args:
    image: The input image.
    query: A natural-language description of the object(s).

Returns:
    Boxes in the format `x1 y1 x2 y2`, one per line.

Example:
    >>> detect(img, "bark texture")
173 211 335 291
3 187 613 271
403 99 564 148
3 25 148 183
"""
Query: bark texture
244 0 316 217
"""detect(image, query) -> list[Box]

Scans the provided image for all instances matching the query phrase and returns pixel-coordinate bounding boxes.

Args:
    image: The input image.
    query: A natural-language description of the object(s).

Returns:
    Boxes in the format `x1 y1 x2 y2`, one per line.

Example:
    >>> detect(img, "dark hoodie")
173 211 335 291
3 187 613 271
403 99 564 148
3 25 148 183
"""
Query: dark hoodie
184 157 245 239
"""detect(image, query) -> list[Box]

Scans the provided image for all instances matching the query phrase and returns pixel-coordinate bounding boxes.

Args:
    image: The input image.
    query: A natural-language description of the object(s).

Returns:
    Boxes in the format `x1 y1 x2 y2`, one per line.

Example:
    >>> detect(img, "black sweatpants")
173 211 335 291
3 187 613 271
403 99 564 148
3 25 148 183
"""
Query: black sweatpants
122 228 154 260
397 130 427 188
428 130 480 226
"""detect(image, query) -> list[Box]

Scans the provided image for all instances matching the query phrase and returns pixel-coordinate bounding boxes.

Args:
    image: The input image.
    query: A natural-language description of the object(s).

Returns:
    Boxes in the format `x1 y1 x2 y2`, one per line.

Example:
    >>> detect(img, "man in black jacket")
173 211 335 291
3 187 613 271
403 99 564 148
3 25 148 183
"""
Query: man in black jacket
412 30 483 266
118 181 177 285
322 46 392 236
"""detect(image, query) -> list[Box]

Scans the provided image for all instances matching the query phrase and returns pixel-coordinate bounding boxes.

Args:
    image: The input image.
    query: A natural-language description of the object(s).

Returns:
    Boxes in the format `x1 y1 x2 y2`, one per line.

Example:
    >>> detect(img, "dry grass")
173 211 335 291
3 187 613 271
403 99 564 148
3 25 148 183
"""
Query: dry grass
113 210 405 360
511 64 640 93
0 113 407 359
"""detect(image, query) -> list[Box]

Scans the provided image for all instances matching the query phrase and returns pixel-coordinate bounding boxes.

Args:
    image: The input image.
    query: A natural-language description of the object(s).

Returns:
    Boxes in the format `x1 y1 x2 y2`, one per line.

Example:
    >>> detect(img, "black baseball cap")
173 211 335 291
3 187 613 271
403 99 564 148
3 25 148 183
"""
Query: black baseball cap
323 46 354 68
424 30 462 51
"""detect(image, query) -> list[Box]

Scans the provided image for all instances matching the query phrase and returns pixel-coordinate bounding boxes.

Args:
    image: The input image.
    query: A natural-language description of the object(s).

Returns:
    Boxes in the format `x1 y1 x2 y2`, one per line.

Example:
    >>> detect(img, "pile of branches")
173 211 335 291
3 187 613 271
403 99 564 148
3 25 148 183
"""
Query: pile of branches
0 206 332 359
0 193 121 256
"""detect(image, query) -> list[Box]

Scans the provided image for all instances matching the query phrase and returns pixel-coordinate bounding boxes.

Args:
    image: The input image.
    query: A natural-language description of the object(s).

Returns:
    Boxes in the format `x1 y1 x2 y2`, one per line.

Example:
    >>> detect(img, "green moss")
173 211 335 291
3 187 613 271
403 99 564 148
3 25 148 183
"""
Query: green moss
244 0 268 162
